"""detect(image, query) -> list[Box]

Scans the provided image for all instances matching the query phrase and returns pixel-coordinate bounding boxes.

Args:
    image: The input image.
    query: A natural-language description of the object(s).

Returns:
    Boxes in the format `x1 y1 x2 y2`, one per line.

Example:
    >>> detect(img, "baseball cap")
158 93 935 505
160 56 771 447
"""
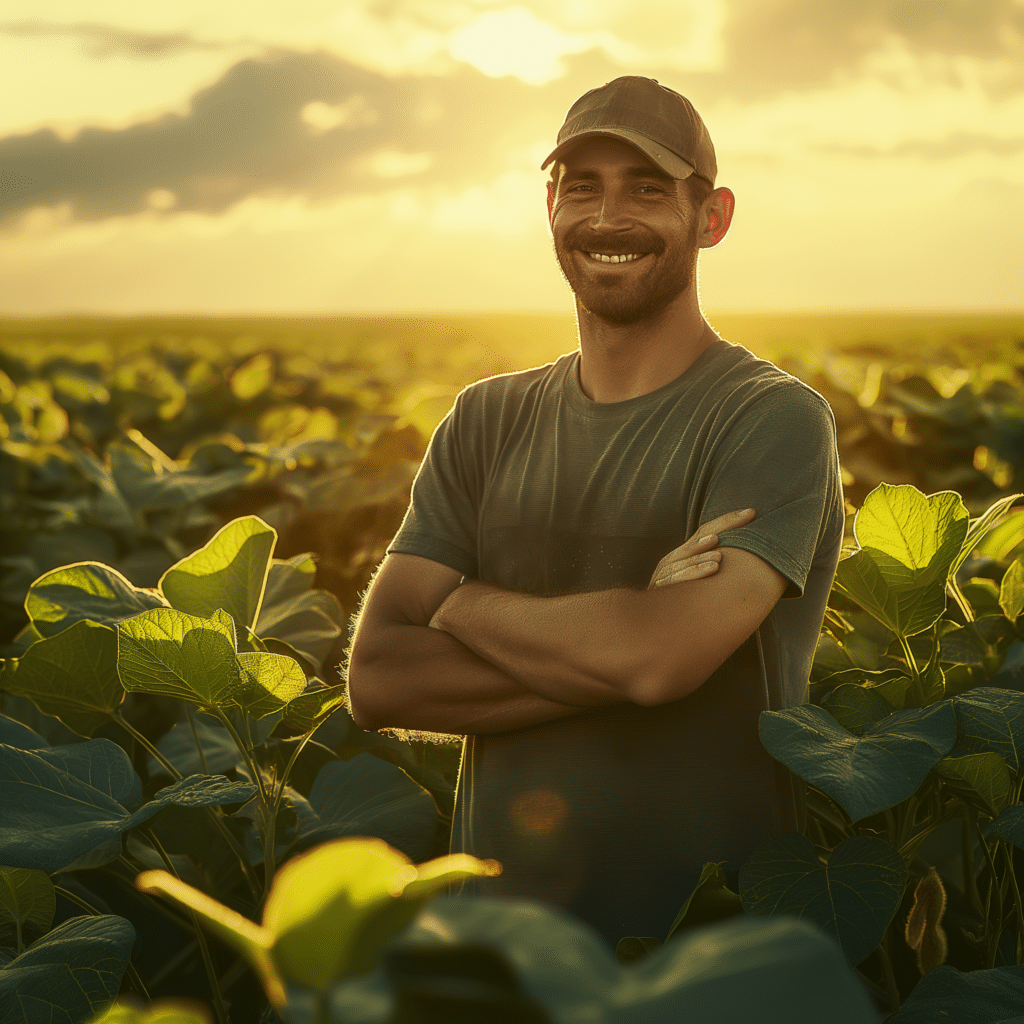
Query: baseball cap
541 76 717 186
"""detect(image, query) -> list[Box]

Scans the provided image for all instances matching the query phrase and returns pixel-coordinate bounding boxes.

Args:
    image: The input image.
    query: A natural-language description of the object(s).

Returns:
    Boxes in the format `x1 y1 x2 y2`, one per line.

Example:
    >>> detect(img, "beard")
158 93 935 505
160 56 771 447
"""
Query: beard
553 223 700 326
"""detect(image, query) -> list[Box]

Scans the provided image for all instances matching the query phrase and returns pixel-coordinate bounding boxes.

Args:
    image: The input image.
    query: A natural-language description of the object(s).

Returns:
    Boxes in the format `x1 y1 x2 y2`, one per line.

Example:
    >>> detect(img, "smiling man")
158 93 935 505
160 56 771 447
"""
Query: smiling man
346 77 845 949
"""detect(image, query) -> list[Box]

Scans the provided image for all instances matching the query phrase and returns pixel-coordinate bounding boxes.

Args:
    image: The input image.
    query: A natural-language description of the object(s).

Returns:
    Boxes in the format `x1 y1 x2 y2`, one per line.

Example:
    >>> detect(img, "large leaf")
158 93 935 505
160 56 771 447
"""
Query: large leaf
0 867 55 947
159 516 276 631
1 620 124 737
933 753 1014 817
740 832 907 967
951 493 1024 578
999 554 1024 621
137 837 501 998
954 687 1024 774
254 554 343 670
989 804 1024 850
0 915 135 1024
0 716 48 750
117 607 243 711
833 484 969 638
322 897 882 1024
0 738 255 871
25 562 168 640
663 861 743 943
236 651 307 720
303 754 438 862
889 963 1024 1023
759 702 956 822
282 685 349 733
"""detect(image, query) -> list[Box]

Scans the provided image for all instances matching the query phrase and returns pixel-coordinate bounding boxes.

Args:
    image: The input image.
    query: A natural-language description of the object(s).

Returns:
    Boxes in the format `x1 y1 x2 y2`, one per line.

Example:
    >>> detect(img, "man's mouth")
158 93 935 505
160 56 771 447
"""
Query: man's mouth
584 252 647 264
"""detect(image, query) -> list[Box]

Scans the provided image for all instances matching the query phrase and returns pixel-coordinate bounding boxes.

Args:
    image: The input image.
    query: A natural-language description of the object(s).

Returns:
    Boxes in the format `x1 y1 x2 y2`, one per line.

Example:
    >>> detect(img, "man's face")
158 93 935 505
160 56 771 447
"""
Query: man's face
548 137 702 326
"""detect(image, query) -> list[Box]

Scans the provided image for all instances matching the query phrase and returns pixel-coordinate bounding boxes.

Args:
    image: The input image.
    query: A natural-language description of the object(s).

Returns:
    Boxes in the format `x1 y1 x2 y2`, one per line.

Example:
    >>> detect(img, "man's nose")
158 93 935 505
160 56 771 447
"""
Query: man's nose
590 189 632 231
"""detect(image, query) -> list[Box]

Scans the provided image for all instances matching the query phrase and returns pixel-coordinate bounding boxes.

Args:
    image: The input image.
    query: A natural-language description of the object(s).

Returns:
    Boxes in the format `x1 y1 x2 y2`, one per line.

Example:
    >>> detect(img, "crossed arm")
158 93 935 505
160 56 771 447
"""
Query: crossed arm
346 509 787 735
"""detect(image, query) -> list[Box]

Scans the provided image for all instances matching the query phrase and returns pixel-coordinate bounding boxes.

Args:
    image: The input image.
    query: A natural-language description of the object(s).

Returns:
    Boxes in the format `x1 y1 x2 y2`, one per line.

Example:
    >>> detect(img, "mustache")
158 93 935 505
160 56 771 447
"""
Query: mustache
562 229 664 254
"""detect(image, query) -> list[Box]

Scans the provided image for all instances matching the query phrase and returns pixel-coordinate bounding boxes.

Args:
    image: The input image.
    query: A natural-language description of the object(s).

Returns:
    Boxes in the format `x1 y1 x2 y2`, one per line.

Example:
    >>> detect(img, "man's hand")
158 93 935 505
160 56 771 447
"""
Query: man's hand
648 508 756 589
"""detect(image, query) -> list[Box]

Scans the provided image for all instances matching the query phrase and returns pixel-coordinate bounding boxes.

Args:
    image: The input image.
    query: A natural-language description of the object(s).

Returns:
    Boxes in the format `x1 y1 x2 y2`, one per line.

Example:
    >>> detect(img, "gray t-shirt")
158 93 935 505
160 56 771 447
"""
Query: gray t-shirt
387 338 844 948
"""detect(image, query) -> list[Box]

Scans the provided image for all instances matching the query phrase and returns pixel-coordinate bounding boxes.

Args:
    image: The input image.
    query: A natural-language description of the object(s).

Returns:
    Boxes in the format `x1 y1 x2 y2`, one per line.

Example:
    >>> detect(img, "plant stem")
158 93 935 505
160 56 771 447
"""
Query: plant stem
147 829 231 1024
147 939 199 989
946 578 975 623
962 805 982 919
975 821 1003 969
115 710 181 780
185 705 210 775
878 933 901 1014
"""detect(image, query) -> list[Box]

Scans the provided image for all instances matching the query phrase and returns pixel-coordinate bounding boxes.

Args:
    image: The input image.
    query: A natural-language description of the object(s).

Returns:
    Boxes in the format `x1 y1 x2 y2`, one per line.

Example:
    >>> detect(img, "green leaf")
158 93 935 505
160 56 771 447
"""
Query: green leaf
303 754 438 863
25 562 167 639
953 687 1024 773
889 962 1024 1023
1 621 123 737
759 702 957 822
159 516 276 631
855 483 969 575
833 484 969 638
934 753 1014 817
282 685 349 732
1000 554 1024 621
0 738 254 871
0 716 48 750
88 999 214 1023
663 861 743 943
0 915 135 1024
235 652 307 719
740 833 908 967
0 867 55 947
989 804 1024 850
254 554 343 671
951 493 1024 578
335 898 882 1023
263 838 501 989
821 683 897 735
117 607 243 711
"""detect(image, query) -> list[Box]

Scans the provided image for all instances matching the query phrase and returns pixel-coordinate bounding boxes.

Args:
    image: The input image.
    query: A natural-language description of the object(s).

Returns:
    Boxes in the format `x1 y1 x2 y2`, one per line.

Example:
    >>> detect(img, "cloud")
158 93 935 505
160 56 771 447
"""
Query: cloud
0 47 586 229
812 131 1024 160
0 18 223 59
716 0 1024 95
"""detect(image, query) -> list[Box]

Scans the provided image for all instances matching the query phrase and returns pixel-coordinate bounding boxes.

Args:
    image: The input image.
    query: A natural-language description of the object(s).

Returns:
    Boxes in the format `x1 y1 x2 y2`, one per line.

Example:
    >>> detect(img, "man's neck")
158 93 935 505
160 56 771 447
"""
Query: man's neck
574 292 717 404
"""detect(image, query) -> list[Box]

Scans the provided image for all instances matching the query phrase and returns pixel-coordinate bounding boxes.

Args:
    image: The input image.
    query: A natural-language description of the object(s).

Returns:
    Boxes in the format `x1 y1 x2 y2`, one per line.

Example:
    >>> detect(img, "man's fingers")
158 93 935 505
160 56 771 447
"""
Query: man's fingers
652 559 720 587
697 508 756 538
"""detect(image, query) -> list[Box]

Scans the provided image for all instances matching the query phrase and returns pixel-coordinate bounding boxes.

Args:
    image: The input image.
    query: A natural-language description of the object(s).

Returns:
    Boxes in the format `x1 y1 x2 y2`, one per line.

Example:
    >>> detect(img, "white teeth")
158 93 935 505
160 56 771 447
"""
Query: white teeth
588 252 643 263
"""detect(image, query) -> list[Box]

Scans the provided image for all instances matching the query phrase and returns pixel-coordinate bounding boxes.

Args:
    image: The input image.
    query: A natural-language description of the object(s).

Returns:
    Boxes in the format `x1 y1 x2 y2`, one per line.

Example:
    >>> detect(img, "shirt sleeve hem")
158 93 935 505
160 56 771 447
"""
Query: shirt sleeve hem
717 534 807 600
386 533 477 579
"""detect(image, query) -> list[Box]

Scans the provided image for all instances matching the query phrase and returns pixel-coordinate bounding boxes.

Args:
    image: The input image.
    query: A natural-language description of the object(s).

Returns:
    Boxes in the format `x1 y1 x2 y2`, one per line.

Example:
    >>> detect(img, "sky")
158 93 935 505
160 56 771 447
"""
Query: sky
1 0 1023 316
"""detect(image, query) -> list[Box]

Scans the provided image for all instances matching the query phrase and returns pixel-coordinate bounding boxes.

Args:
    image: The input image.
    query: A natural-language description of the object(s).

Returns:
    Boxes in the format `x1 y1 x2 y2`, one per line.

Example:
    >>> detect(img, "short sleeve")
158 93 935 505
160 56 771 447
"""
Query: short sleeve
386 390 480 578
701 384 843 599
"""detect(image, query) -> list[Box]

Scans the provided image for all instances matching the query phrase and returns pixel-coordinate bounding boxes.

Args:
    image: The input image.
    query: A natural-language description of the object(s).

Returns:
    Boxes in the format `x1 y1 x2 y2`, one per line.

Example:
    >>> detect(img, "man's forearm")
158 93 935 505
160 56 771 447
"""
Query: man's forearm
347 617 624 735
431 581 648 705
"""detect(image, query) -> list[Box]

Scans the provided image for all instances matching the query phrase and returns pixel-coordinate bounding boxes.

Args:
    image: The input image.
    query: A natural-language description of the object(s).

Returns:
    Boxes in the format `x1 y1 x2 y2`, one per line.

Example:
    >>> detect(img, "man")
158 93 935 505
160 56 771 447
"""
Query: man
346 76 844 949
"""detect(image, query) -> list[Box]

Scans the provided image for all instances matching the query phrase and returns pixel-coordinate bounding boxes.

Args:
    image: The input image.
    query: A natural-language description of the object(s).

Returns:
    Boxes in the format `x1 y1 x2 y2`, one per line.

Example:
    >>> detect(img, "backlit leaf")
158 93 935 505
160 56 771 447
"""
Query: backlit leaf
1000 554 1024 621
117 607 243 710
25 562 167 638
235 651 306 719
160 516 276 631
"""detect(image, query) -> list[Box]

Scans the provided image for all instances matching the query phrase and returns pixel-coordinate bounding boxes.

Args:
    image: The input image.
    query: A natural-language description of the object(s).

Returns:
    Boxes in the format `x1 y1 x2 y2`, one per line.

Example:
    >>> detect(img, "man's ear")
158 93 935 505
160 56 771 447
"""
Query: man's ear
546 180 555 222
698 187 735 249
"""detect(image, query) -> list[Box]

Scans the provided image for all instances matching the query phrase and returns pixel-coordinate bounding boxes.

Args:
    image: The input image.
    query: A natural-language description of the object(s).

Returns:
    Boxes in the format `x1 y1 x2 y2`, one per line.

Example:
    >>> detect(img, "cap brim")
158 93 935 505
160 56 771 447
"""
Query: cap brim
540 128 697 180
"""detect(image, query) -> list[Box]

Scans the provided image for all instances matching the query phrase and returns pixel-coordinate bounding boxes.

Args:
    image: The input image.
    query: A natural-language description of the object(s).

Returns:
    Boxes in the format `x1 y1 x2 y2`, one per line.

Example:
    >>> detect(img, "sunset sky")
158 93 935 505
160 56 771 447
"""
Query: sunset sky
2 1 1023 316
